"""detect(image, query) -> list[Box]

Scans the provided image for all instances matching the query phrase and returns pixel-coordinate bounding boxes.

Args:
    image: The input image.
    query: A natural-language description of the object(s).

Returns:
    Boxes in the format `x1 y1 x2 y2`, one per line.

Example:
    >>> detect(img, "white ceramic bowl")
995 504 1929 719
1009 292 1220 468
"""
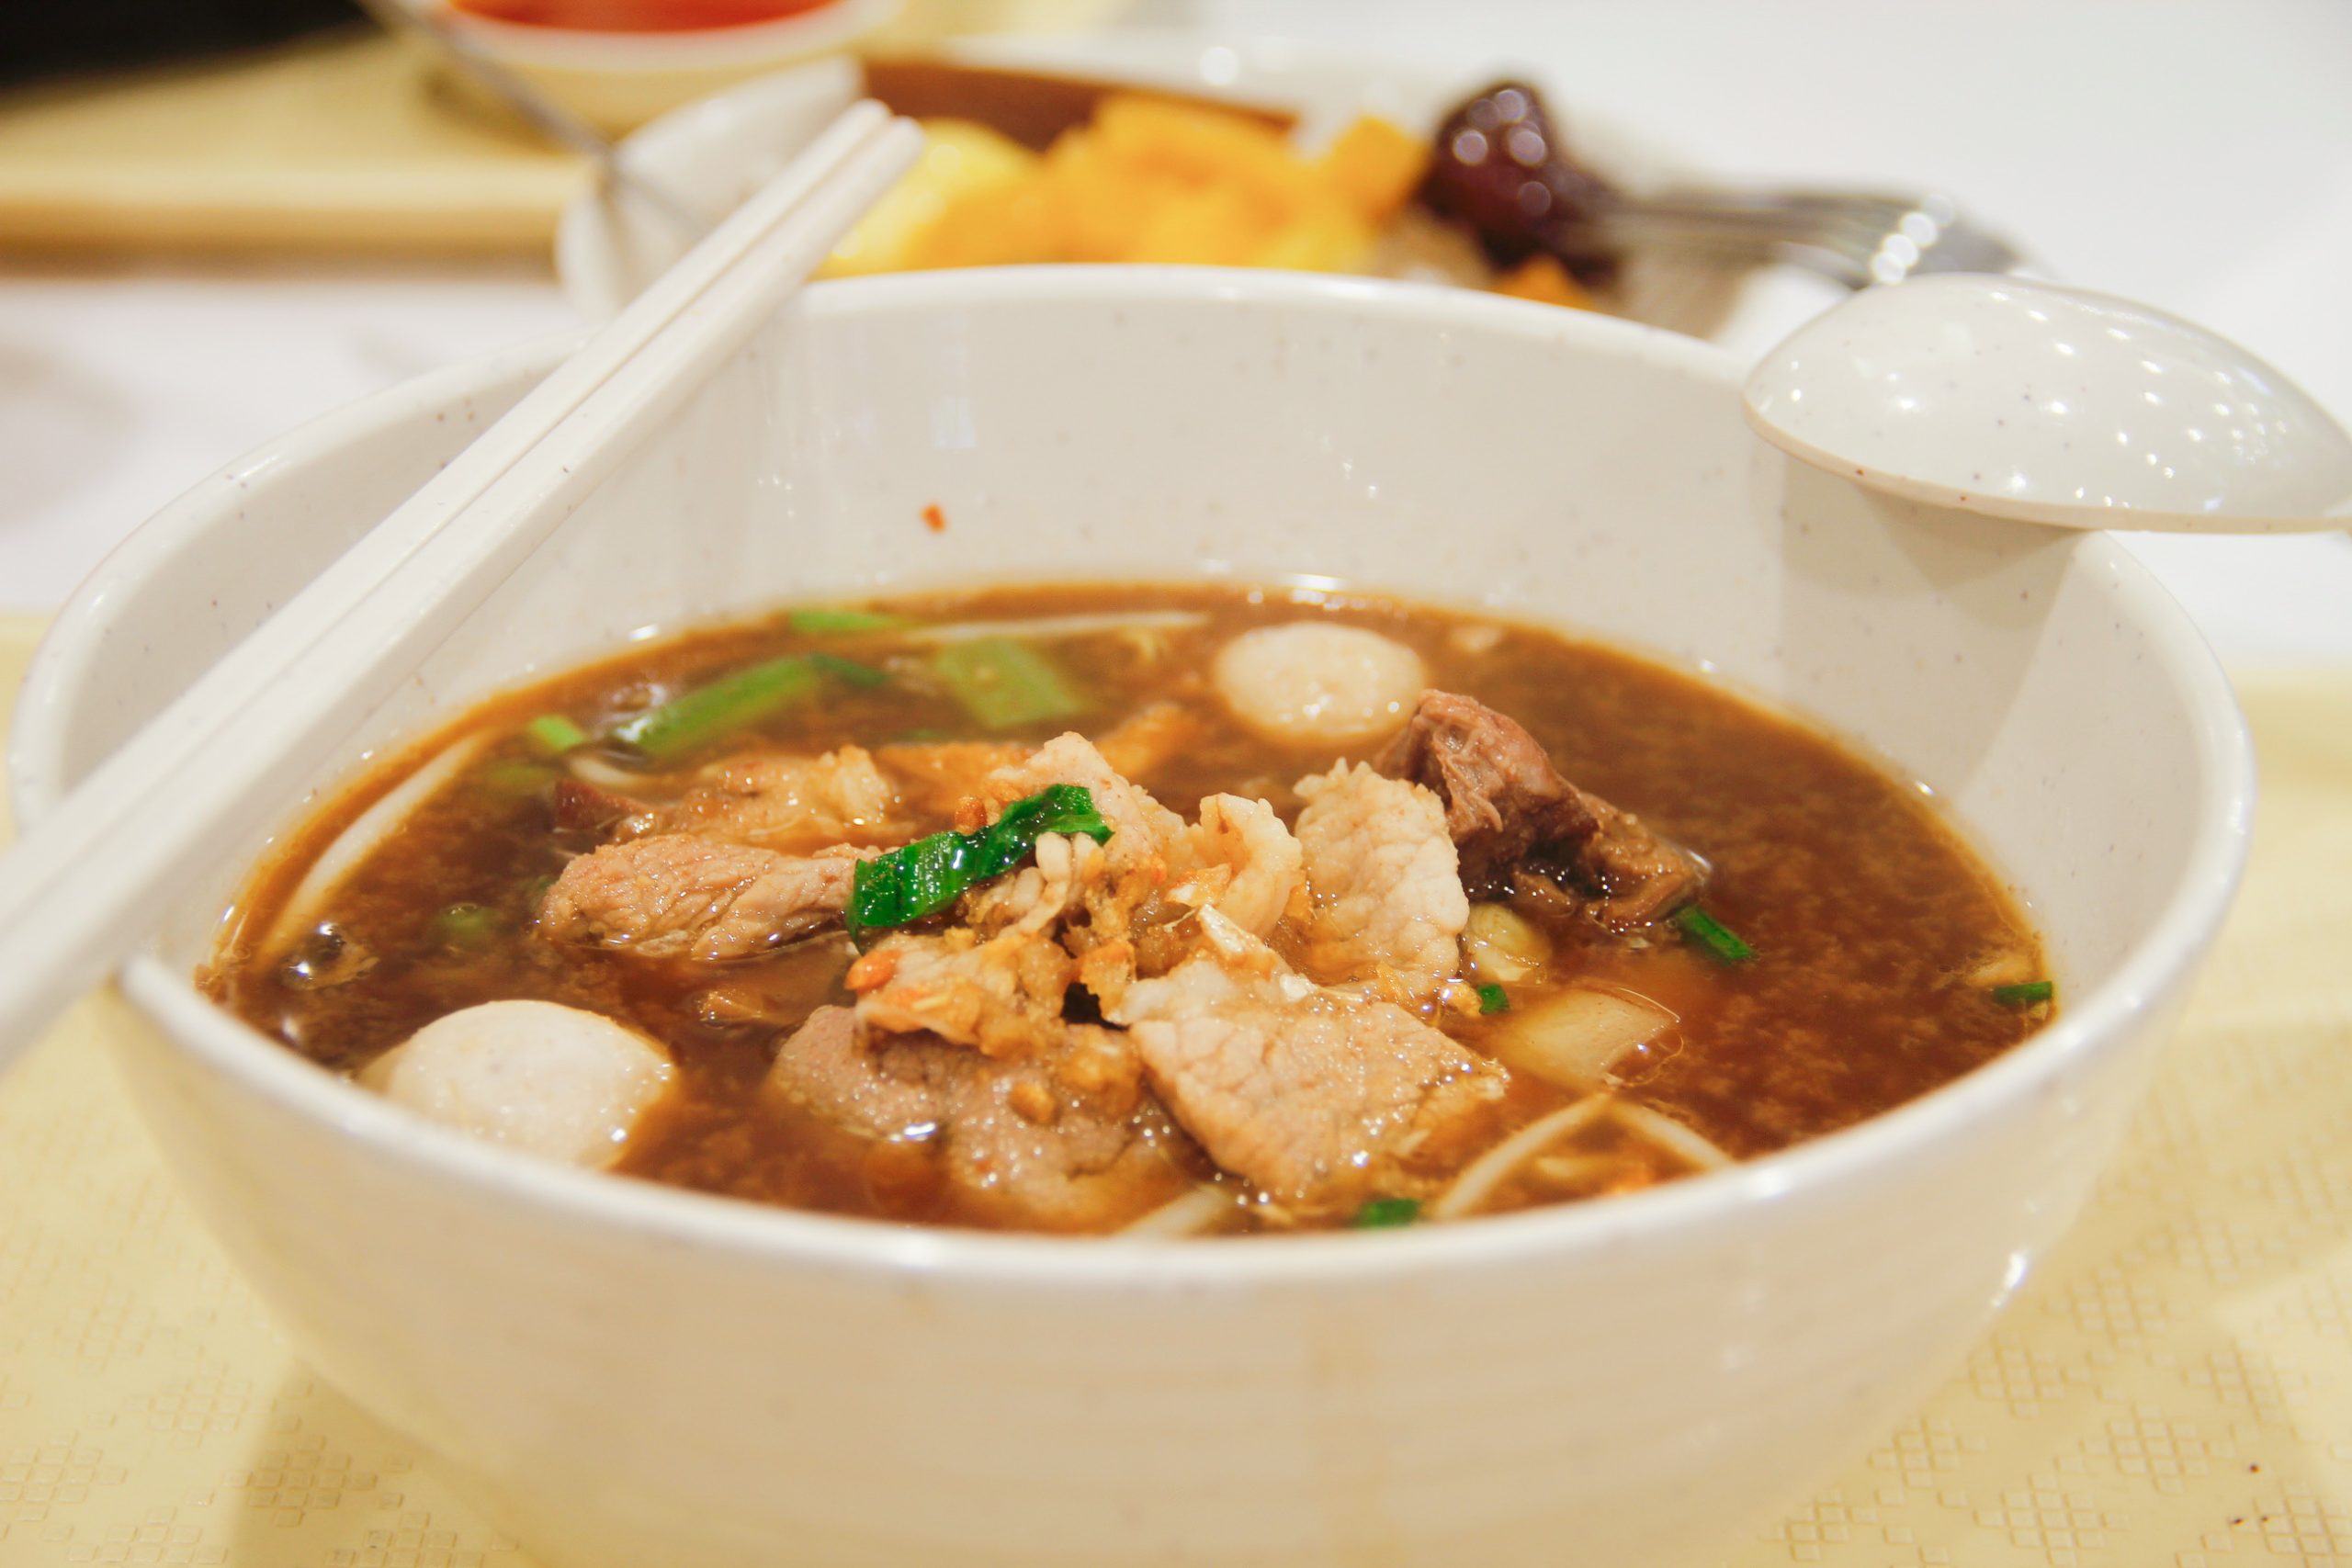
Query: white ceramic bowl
9 270 2250 1568
408 0 899 132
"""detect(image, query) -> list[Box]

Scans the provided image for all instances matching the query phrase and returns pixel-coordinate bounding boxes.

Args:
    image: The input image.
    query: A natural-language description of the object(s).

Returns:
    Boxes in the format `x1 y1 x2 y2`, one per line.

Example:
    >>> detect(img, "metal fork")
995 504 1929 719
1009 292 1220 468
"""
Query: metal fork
1575 187 2025 288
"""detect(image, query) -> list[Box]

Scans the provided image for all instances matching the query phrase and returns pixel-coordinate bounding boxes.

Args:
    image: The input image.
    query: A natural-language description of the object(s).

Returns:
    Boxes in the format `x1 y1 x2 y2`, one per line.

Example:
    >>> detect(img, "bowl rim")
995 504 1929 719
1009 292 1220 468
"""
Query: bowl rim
16 266 2255 1291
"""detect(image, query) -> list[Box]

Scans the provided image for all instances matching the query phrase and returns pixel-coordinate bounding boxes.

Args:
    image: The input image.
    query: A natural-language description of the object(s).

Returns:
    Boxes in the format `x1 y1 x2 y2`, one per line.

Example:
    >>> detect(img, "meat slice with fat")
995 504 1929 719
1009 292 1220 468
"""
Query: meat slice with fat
1173 793 1306 942
978 732 1191 877
872 739 1030 820
871 706 1198 827
846 831 1101 1059
765 1006 1194 1231
1377 690 1702 931
554 747 899 851
537 835 868 960
1289 761 1467 998
1112 912 1507 1218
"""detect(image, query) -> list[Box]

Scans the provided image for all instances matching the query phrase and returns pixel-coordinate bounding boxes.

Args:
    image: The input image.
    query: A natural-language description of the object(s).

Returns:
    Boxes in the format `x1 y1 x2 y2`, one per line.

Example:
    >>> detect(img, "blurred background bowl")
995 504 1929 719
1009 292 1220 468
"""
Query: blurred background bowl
405 0 901 131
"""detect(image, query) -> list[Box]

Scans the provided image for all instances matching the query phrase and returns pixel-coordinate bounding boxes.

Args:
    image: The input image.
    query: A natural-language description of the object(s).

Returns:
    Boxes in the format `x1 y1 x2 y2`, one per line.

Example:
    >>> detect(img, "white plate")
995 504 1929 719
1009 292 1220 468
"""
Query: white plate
554 30 1850 355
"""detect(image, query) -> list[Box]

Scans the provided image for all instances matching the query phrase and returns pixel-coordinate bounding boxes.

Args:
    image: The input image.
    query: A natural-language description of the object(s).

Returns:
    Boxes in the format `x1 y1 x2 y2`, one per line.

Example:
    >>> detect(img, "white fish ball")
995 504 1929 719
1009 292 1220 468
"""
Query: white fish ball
1213 623 1428 746
361 999 674 1170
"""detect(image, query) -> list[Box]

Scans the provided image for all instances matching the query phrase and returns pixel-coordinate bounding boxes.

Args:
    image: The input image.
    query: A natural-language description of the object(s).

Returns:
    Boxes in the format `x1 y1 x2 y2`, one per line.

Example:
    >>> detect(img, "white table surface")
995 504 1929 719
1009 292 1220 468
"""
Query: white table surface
4 0 2348 661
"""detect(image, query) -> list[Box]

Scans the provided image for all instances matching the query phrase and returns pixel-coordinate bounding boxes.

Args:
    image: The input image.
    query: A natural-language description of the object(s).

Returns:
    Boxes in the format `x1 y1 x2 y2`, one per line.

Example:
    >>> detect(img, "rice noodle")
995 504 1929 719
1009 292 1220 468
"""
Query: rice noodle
1609 1100 1734 1171
1525 1153 1618 1191
567 750 658 793
1430 1094 1614 1220
889 611 1205 647
1116 1183 1238 1238
263 732 492 962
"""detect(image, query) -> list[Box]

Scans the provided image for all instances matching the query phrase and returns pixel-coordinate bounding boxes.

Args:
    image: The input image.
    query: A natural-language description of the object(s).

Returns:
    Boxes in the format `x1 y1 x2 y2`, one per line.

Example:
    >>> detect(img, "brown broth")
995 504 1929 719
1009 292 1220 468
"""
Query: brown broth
209 582 2049 1233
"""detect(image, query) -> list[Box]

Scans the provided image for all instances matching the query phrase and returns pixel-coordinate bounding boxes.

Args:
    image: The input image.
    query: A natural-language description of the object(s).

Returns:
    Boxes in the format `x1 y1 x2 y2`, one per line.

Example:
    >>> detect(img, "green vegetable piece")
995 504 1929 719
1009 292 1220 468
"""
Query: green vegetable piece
1992 979 2054 1007
806 651 891 690
607 651 896 761
1476 983 1510 1015
848 784 1113 938
605 655 826 761
789 606 910 635
477 760 560 799
433 902 501 949
1353 1198 1421 1229
931 637 1086 730
524 714 589 755
1675 905 1755 964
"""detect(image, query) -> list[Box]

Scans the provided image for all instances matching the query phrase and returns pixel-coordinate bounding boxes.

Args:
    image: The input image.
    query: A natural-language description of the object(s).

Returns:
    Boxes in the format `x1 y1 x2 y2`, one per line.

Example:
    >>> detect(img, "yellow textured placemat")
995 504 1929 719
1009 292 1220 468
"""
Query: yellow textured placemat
3 612 2348 1567
0 35 585 255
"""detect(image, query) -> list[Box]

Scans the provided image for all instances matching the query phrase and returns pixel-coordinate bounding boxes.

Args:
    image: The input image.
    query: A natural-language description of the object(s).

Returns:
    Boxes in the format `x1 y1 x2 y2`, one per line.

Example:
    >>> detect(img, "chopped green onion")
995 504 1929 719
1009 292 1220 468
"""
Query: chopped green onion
1476 983 1510 1015
524 714 590 755
789 606 911 635
432 902 501 948
1352 1197 1420 1229
607 653 893 760
931 637 1086 730
805 651 891 690
476 760 559 799
1992 979 2054 1008
607 655 820 761
849 784 1112 938
1675 905 1755 964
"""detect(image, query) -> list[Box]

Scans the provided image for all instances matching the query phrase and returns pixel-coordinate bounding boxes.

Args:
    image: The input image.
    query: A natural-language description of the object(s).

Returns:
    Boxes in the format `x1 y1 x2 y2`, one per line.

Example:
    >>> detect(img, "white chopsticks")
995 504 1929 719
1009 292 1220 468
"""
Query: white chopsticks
0 101 922 1071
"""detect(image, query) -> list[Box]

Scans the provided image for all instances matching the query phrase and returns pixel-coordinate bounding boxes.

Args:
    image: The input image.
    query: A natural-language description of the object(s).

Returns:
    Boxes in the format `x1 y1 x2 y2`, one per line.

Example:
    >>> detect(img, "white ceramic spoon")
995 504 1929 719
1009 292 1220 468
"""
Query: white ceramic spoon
1742 273 2352 531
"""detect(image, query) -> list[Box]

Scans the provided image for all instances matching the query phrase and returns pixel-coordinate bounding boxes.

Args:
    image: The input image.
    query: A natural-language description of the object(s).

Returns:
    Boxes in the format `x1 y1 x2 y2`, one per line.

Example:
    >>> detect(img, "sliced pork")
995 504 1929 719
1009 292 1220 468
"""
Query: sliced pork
766 1006 1194 1231
872 739 1029 818
1289 761 1467 998
847 831 1101 1059
537 835 868 960
1176 793 1307 941
553 746 899 851
1112 913 1507 1218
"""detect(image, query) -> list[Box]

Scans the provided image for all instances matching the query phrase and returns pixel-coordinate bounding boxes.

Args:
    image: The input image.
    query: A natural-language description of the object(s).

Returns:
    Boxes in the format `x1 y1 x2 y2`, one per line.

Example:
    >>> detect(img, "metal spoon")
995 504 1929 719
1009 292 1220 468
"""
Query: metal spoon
1742 274 2352 532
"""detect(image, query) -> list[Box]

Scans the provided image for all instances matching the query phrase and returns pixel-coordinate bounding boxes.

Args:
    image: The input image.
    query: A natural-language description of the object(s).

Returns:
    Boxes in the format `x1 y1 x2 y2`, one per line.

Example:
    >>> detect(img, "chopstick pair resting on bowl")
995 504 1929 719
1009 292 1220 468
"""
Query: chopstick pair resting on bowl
0 102 924 1066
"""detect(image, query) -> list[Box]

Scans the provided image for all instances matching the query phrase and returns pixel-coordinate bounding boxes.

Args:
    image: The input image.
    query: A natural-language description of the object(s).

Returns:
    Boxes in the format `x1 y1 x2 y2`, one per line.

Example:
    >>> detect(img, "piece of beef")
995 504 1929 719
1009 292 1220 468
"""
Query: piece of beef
537 835 868 960
1288 761 1466 999
764 1006 1193 1232
1375 690 1702 931
1111 916 1506 1219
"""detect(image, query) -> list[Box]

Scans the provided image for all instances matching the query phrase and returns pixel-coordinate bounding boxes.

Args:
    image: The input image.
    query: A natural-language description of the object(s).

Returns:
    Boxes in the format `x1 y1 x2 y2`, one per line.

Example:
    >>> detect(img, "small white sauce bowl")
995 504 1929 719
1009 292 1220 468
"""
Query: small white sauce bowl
8 270 2250 1567
407 0 899 132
